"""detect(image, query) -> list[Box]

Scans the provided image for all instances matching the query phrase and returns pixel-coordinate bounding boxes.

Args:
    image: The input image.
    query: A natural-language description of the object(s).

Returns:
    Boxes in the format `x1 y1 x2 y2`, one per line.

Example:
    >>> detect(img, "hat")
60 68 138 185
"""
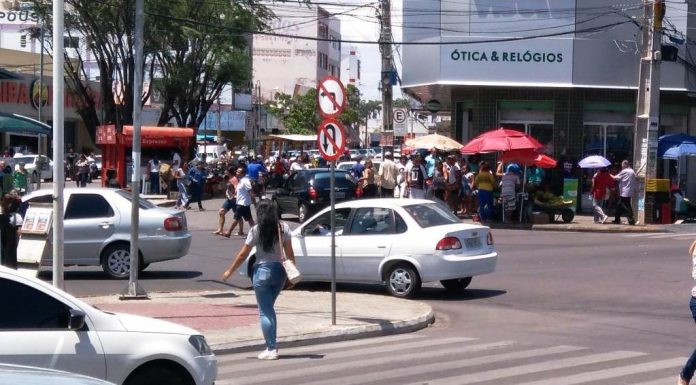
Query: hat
385 151 392 157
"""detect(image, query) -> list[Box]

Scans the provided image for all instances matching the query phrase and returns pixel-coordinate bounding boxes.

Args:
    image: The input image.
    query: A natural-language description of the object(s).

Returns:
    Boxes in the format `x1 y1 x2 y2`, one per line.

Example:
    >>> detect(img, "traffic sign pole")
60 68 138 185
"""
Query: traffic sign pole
330 160 336 326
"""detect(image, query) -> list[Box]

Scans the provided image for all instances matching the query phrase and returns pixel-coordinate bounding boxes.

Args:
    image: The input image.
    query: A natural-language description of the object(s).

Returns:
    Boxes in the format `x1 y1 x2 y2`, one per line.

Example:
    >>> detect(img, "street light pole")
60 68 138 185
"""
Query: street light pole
52 0 65 289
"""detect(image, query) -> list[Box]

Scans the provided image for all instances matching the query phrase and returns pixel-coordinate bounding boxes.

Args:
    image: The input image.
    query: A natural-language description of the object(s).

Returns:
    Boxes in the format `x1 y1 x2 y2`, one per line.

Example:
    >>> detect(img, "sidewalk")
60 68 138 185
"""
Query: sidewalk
81 288 434 354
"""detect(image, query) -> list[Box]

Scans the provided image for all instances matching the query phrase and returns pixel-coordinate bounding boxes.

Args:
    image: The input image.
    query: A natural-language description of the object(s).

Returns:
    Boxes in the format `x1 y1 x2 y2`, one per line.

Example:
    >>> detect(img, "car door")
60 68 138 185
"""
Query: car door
63 193 119 265
293 208 351 280
0 276 107 380
340 207 400 283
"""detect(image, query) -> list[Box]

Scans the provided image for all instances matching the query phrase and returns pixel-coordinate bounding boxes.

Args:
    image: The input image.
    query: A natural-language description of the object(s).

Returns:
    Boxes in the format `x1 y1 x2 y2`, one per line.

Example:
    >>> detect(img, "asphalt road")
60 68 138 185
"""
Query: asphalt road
44 197 696 359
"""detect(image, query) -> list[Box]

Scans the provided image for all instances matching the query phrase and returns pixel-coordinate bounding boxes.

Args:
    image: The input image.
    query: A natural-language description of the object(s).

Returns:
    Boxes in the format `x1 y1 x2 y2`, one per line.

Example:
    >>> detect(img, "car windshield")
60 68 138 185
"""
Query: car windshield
402 202 461 228
13 156 34 164
312 172 356 188
115 190 157 209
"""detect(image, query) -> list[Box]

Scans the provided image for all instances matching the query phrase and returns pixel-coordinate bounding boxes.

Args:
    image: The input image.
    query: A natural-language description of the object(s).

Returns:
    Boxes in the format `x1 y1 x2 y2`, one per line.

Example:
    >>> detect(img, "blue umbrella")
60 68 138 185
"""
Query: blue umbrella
663 142 696 159
658 133 696 158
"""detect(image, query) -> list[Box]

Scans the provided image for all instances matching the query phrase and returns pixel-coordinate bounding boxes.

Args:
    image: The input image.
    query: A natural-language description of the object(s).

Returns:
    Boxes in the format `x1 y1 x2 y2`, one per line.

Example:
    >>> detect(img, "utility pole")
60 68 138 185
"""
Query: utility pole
379 0 393 138
632 0 664 225
52 0 65 289
216 98 222 144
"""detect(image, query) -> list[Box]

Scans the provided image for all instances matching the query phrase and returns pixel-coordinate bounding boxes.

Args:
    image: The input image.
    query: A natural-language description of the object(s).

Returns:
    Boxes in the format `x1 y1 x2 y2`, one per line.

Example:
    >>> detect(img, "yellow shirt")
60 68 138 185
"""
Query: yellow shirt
474 171 495 192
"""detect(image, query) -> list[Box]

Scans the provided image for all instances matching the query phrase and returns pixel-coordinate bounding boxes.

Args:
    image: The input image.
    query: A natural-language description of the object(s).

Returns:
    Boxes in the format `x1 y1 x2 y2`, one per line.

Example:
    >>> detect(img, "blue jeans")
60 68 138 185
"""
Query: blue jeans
253 262 287 350
478 189 494 223
681 297 696 380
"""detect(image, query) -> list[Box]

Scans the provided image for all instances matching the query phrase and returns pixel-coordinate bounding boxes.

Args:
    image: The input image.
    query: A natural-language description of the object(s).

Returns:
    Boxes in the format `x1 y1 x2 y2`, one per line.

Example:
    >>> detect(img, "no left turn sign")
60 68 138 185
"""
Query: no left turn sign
317 118 346 161
317 76 346 118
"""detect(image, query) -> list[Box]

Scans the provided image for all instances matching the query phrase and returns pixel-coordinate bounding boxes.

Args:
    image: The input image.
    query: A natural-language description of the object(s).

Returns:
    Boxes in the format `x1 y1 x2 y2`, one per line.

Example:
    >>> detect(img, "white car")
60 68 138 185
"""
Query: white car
236 199 497 298
12 154 53 182
0 266 217 385
0 364 116 385
21 188 192 278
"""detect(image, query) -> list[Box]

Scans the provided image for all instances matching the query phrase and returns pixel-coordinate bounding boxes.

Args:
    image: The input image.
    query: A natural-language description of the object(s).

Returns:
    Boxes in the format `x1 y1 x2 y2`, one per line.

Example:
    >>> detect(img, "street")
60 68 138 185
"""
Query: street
45 200 696 383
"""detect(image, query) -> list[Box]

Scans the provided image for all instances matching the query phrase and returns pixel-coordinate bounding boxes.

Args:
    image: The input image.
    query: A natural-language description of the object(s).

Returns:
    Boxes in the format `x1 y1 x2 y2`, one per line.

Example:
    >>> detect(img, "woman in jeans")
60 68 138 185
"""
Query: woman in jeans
222 200 295 360
679 240 696 384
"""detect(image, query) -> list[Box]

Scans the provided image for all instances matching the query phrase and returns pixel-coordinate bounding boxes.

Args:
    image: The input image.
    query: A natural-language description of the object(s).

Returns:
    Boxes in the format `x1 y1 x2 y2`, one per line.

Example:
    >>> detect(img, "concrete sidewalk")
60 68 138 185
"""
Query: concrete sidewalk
81 288 434 354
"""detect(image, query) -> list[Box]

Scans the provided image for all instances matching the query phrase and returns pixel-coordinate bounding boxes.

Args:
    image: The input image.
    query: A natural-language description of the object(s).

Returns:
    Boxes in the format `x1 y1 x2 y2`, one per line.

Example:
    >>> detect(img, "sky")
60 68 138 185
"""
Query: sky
323 0 403 101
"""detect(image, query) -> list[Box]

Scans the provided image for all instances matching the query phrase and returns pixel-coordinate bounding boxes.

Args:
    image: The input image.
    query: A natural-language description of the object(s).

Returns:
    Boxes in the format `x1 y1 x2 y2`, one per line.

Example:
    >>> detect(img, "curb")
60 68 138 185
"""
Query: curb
211 308 436 355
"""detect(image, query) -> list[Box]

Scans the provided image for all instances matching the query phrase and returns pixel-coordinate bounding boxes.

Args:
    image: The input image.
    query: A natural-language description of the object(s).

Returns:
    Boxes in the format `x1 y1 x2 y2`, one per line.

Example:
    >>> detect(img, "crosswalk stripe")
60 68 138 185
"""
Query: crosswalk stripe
632 376 682 385
624 233 664 237
516 357 686 385
404 350 646 385
216 333 424 364
295 345 587 385
218 336 477 374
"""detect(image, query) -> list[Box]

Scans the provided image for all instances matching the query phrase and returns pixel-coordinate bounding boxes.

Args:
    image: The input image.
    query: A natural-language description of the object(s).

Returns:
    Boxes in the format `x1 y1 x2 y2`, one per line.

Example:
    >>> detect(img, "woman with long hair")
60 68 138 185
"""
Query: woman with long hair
222 200 296 360
360 159 377 198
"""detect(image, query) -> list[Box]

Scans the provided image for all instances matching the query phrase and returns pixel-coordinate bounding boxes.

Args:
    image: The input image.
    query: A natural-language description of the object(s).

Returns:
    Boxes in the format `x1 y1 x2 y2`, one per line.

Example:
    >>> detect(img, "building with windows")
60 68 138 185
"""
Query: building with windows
401 0 696 201
252 5 341 101
341 46 361 87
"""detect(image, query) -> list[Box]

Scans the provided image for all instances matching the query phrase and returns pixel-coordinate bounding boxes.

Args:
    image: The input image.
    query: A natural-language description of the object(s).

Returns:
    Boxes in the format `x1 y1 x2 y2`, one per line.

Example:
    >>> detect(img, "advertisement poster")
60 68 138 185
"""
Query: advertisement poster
563 178 578 213
21 206 53 235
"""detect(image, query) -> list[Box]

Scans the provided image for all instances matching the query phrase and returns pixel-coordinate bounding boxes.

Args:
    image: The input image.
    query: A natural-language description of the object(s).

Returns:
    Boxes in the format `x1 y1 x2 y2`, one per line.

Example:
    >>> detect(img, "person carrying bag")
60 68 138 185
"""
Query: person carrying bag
222 200 298 360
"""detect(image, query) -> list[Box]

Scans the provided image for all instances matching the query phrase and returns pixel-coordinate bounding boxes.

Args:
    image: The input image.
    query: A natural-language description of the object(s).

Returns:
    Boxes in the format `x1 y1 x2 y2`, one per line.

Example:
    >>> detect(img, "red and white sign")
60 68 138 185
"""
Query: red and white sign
317 118 346 161
317 76 346 118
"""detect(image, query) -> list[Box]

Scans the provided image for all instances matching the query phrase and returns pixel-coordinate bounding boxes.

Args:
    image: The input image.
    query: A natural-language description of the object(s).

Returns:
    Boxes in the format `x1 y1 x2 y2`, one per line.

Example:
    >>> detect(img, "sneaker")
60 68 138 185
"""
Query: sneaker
600 215 608 224
257 349 279 360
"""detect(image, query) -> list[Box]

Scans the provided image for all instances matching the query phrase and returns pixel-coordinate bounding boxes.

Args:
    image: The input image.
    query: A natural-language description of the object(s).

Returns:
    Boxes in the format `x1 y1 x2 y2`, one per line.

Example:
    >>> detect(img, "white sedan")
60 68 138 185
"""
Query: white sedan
235 199 498 298
0 266 217 385
12 154 53 182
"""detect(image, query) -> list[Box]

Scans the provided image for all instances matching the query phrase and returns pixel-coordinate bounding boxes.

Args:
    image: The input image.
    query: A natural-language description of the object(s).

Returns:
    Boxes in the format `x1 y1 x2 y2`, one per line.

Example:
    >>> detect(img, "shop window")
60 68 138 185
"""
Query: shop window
20 34 27 48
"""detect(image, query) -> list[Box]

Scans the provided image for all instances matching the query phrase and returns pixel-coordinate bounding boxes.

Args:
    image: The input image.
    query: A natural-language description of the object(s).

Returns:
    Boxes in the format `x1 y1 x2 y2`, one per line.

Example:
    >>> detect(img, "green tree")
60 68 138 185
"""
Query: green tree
393 98 412 108
265 90 320 135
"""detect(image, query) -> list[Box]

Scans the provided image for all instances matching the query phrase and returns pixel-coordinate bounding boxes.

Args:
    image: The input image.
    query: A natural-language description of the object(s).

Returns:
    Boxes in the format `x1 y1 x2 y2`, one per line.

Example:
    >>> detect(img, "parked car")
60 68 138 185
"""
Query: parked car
273 169 360 223
236 198 498 298
89 154 102 179
12 154 53 182
348 149 360 160
0 364 116 385
20 188 192 278
0 267 217 385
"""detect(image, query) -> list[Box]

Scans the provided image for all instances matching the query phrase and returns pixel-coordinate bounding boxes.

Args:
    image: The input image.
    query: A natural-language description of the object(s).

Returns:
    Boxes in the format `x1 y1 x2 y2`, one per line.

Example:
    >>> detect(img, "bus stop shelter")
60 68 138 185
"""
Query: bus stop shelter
96 125 194 188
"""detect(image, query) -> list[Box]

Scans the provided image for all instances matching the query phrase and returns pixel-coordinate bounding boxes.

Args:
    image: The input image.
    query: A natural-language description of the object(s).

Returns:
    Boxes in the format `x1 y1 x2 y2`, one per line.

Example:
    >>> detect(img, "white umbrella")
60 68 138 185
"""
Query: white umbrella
405 133 463 152
578 155 611 169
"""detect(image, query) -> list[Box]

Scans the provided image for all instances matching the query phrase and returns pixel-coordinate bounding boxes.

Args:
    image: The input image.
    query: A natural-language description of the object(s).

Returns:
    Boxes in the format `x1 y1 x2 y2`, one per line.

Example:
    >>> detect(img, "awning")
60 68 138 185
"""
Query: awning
123 126 194 138
0 112 51 136
264 134 317 142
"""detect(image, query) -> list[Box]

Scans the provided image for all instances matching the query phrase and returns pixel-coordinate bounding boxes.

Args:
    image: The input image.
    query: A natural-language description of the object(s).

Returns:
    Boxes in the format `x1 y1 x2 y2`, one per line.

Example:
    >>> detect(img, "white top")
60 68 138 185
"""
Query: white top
691 240 696 297
236 177 254 206
290 162 306 171
149 160 160 173
500 173 520 197
613 167 636 198
172 153 182 172
245 222 292 264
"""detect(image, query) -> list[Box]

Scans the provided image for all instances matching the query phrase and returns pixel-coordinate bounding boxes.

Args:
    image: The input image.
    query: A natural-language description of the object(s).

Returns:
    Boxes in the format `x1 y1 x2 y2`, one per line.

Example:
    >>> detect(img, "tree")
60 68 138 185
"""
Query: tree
265 90 320 135
24 0 272 142
393 98 412 109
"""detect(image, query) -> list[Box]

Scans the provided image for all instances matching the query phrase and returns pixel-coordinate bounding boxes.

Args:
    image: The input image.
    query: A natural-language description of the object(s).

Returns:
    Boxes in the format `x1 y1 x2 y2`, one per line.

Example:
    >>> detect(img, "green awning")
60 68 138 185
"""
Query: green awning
0 113 51 136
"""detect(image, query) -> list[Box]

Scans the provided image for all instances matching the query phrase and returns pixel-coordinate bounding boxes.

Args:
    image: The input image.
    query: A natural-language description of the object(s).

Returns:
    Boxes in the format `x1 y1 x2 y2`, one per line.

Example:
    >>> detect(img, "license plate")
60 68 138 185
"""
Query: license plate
334 192 345 199
464 237 481 249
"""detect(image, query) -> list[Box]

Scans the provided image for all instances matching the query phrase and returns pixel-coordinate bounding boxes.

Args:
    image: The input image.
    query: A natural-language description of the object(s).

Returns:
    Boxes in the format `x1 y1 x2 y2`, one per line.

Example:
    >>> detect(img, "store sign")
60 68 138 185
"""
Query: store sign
440 38 573 86
0 11 39 24
0 80 101 109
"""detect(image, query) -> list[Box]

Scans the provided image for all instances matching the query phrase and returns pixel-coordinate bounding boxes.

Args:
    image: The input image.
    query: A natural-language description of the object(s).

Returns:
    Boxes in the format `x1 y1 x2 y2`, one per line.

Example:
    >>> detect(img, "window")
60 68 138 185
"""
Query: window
290 172 308 189
403 203 460 228
115 190 156 209
318 23 328 39
65 194 114 219
303 208 351 236
20 34 26 48
349 207 396 235
64 36 80 49
0 278 71 329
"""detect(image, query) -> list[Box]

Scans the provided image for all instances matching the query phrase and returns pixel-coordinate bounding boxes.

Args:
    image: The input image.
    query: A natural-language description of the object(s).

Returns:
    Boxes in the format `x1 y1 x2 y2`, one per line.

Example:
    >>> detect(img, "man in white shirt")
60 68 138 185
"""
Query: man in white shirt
290 155 306 171
225 167 256 236
171 150 182 173
378 151 399 198
611 159 637 225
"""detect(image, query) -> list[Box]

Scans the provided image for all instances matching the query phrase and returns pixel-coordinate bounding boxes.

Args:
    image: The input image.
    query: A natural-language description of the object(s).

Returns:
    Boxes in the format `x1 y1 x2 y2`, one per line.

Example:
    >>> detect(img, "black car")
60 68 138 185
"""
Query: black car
273 169 360 222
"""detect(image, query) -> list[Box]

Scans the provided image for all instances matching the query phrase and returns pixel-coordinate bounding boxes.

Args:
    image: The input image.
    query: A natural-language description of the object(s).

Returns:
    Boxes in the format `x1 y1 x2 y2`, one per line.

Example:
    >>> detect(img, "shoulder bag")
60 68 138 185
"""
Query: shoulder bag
278 223 302 284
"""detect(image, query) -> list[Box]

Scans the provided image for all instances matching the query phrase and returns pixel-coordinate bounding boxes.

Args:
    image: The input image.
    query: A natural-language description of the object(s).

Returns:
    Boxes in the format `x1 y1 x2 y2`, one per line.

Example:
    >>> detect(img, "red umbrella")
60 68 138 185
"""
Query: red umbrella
400 145 415 155
460 128 544 154
502 149 557 168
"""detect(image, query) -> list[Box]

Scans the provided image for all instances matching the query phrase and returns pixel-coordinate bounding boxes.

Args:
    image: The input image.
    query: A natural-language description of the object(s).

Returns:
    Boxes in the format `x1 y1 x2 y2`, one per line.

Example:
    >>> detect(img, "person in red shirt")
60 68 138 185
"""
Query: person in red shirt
591 167 615 224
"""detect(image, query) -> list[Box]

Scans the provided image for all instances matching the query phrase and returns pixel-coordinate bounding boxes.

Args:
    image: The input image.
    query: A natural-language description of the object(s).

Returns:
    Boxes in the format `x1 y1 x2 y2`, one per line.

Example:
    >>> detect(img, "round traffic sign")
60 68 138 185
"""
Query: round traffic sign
317 76 347 118
317 118 346 161
393 108 407 124
425 99 441 114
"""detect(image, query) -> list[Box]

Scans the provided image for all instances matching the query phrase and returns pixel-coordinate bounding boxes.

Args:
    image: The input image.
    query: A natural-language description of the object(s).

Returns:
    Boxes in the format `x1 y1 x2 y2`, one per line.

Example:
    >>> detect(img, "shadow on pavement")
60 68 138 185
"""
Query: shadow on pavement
416 287 507 301
39 270 203 281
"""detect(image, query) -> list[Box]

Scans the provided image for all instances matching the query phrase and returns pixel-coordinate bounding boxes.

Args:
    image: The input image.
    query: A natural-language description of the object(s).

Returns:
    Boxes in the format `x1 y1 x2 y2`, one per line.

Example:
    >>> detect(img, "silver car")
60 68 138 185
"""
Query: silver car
0 364 116 385
21 188 192 278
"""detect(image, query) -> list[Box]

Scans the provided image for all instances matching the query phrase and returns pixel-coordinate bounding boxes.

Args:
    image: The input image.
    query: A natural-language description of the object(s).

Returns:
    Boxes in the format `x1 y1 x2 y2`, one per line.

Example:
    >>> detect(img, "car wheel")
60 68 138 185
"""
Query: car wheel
440 277 472 293
298 204 310 223
386 264 421 298
125 365 191 385
101 244 132 279
561 209 574 223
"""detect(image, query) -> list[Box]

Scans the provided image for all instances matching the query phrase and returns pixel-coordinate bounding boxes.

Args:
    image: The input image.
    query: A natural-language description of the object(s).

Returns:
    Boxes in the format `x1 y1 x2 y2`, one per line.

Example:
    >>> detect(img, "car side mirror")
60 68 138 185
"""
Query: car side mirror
68 308 86 330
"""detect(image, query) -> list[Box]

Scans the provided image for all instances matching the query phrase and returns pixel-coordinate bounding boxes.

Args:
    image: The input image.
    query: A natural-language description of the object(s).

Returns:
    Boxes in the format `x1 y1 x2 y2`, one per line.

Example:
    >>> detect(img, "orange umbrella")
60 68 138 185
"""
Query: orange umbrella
502 149 557 169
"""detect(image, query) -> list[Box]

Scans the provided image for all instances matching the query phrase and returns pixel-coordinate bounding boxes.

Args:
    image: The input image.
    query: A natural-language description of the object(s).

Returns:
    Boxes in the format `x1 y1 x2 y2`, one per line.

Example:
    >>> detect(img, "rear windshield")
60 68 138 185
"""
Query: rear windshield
13 156 34 164
115 190 157 209
402 202 461 228
312 172 356 188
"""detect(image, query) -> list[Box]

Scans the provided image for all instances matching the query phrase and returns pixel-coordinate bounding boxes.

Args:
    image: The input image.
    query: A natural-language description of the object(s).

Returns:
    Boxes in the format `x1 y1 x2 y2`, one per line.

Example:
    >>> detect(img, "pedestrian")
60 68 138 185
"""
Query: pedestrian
186 161 207 211
290 154 305 171
611 160 637 225
222 200 295 360
406 153 427 199
499 164 520 222
12 161 29 195
459 163 474 217
425 148 439 178
678 240 696 385
75 154 90 187
148 156 161 194
0 161 12 195
430 161 447 201
444 155 461 212
395 156 408 198
174 162 190 209
224 167 255 237
378 151 399 198
214 167 238 236
591 167 614 224
0 192 22 269
474 162 496 223
359 159 377 198
65 147 77 181
351 155 365 180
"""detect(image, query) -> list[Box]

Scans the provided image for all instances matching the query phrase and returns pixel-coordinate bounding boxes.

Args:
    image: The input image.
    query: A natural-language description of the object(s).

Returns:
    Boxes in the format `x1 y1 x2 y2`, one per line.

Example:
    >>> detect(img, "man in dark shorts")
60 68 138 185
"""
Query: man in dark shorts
224 167 255 237
214 167 238 236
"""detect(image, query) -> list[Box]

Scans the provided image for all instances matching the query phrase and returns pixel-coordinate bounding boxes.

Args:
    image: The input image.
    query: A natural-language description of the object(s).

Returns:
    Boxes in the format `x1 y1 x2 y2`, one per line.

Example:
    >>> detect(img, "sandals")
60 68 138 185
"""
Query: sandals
222 233 231 238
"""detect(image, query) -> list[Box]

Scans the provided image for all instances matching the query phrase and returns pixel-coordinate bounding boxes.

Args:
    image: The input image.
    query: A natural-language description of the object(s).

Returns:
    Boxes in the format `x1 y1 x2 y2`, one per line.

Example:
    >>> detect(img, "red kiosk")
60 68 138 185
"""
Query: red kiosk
96 125 194 188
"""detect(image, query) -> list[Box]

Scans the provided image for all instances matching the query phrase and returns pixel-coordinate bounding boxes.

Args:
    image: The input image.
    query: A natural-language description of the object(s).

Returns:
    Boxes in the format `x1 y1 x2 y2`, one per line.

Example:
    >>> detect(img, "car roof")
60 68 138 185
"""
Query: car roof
332 198 433 209
22 187 122 201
